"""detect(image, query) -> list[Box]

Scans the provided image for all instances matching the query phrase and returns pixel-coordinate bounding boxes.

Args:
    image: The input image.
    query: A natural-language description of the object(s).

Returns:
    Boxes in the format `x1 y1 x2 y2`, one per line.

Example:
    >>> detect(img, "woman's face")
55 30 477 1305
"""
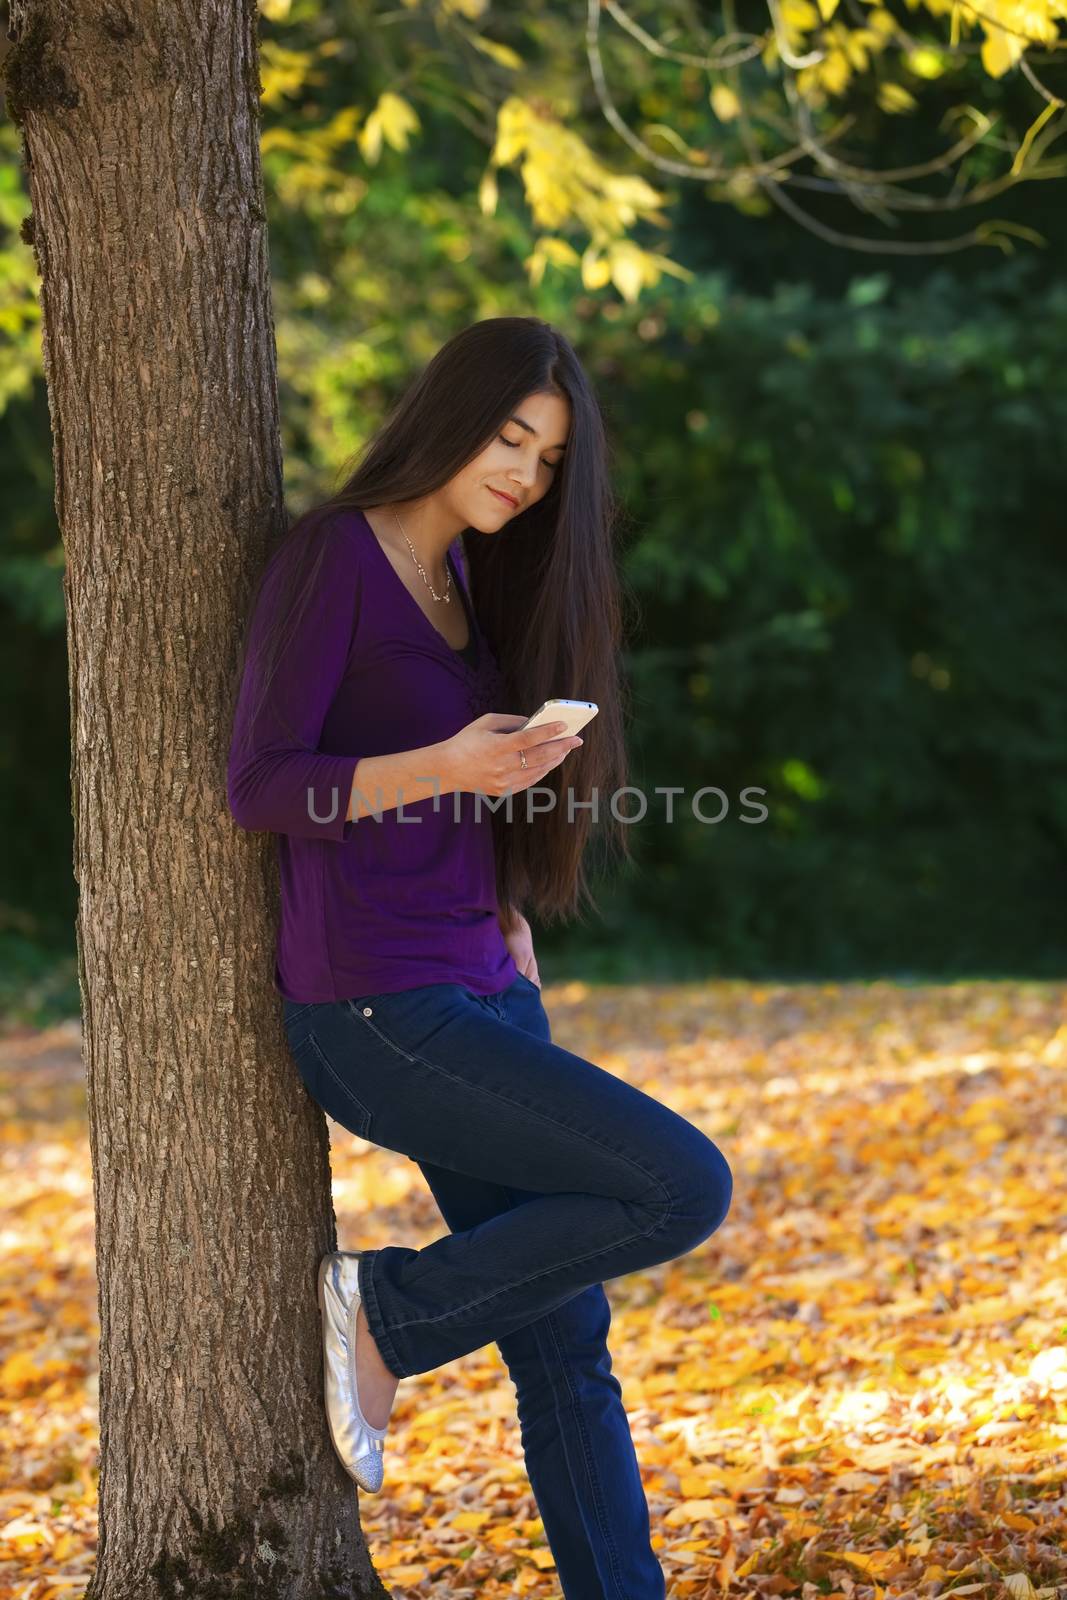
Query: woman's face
445 390 571 532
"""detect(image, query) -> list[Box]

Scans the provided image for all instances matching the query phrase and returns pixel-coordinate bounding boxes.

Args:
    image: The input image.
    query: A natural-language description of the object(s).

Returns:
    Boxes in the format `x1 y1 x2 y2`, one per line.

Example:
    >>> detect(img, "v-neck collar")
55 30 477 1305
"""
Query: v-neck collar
353 509 478 664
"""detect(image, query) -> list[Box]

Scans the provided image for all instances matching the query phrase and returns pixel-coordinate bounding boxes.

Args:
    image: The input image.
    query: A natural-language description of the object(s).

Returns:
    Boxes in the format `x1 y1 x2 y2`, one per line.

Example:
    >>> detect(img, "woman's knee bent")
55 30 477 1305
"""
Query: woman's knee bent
656 1129 733 1254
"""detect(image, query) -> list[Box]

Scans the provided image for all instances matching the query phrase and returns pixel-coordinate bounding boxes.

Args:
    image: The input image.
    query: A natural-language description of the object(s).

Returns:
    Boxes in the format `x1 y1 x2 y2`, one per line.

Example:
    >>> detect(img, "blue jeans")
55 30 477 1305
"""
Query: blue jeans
283 973 733 1600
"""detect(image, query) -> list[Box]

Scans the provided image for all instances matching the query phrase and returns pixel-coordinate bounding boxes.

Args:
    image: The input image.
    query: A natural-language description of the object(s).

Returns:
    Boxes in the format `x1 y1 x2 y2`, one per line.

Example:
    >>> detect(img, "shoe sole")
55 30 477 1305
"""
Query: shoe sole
316 1251 384 1494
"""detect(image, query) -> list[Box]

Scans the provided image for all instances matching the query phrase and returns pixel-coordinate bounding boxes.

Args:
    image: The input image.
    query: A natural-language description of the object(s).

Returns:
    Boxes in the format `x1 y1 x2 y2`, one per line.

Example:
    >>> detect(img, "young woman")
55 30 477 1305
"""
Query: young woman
227 316 732 1600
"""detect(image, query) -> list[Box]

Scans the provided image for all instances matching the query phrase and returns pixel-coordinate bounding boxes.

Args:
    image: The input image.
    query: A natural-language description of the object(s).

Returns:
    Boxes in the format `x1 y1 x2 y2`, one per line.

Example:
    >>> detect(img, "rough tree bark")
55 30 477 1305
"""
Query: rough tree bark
2 2 387 1594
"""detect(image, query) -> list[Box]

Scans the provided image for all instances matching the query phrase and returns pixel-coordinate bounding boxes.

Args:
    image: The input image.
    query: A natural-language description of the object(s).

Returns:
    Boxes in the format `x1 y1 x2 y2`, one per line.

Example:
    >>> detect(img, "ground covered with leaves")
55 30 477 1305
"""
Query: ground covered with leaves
1 980 1065 1599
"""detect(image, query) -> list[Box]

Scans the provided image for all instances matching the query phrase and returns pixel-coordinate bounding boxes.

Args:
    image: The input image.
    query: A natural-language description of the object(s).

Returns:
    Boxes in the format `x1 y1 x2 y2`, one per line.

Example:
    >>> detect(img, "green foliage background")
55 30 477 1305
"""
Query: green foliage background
2 2 1065 1022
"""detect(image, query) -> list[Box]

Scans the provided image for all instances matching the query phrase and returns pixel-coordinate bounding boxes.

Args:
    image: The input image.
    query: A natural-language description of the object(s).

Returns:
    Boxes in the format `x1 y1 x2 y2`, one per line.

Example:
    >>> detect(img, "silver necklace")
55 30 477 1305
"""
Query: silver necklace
392 507 451 604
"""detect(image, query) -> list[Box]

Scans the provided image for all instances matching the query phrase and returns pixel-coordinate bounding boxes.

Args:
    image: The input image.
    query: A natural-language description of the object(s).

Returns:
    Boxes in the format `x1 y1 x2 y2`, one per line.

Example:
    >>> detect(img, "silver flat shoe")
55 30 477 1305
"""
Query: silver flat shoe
317 1250 390 1492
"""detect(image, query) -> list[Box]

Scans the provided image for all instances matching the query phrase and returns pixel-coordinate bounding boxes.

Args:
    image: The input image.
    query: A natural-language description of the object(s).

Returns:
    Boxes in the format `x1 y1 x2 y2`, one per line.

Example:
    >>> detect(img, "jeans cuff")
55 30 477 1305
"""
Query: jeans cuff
358 1248 410 1380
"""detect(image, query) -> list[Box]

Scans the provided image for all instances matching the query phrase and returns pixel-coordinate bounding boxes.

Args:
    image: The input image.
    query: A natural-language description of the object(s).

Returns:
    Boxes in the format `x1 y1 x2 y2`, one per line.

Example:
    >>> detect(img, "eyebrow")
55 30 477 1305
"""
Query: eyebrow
506 414 567 452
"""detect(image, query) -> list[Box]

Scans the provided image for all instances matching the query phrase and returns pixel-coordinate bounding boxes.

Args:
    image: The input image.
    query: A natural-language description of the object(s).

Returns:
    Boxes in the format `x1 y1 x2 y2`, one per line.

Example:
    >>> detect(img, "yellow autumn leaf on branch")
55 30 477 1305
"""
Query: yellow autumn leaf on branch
878 81 919 113
981 23 1024 77
710 85 742 123
525 235 580 288
358 92 421 166
478 167 498 216
581 247 612 290
467 32 523 70
906 46 948 77
259 42 319 107
780 0 822 27
610 242 648 304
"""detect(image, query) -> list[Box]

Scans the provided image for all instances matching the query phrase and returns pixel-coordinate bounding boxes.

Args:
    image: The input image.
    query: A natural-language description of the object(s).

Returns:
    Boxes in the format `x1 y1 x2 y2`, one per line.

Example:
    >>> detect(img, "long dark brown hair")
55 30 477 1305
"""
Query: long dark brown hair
229 315 637 931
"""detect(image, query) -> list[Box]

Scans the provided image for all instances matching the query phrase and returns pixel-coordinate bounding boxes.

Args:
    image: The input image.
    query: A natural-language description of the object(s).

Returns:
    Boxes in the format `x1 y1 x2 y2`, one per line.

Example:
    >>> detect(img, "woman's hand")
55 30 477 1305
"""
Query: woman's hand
440 714 583 798
499 907 541 988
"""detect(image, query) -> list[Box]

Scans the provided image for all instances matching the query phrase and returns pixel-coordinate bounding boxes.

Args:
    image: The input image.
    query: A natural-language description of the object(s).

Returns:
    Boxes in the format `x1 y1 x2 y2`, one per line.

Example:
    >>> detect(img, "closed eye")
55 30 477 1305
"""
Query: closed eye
499 435 560 470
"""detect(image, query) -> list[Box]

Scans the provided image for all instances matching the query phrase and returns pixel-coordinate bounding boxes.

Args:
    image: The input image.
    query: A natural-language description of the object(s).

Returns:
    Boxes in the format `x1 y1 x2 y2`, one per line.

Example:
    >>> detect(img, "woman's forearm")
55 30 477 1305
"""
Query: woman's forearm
346 742 457 822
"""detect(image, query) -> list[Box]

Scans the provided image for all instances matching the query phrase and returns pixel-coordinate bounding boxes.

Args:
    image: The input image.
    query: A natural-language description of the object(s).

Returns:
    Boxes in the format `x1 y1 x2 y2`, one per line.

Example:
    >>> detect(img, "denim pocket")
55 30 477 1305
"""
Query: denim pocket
344 995 421 1063
343 983 475 1065
287 1027 375 1141
512 970 542 994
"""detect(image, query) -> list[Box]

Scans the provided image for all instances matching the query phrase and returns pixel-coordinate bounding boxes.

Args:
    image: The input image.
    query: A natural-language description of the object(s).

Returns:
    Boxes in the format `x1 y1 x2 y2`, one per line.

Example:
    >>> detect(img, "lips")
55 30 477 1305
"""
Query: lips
490 488 519 508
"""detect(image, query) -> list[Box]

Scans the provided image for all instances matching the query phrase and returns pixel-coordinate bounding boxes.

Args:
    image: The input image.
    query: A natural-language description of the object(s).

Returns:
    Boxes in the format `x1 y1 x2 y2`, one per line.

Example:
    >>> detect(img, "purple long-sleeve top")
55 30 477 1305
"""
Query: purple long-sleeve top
227 507 518 1001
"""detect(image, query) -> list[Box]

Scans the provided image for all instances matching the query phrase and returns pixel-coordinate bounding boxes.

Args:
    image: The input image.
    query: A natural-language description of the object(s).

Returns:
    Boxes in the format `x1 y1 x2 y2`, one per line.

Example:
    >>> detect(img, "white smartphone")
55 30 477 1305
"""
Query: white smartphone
520 698 599 737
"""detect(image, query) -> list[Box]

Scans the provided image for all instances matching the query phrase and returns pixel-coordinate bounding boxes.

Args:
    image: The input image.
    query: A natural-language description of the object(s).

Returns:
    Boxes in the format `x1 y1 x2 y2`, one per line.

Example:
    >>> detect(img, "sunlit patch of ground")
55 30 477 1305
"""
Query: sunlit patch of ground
1 981 1065 1599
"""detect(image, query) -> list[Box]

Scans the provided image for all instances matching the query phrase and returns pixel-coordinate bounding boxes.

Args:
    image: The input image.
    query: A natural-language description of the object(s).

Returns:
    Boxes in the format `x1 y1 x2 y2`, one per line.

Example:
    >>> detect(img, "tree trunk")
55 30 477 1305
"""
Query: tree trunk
3 2 386 1593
